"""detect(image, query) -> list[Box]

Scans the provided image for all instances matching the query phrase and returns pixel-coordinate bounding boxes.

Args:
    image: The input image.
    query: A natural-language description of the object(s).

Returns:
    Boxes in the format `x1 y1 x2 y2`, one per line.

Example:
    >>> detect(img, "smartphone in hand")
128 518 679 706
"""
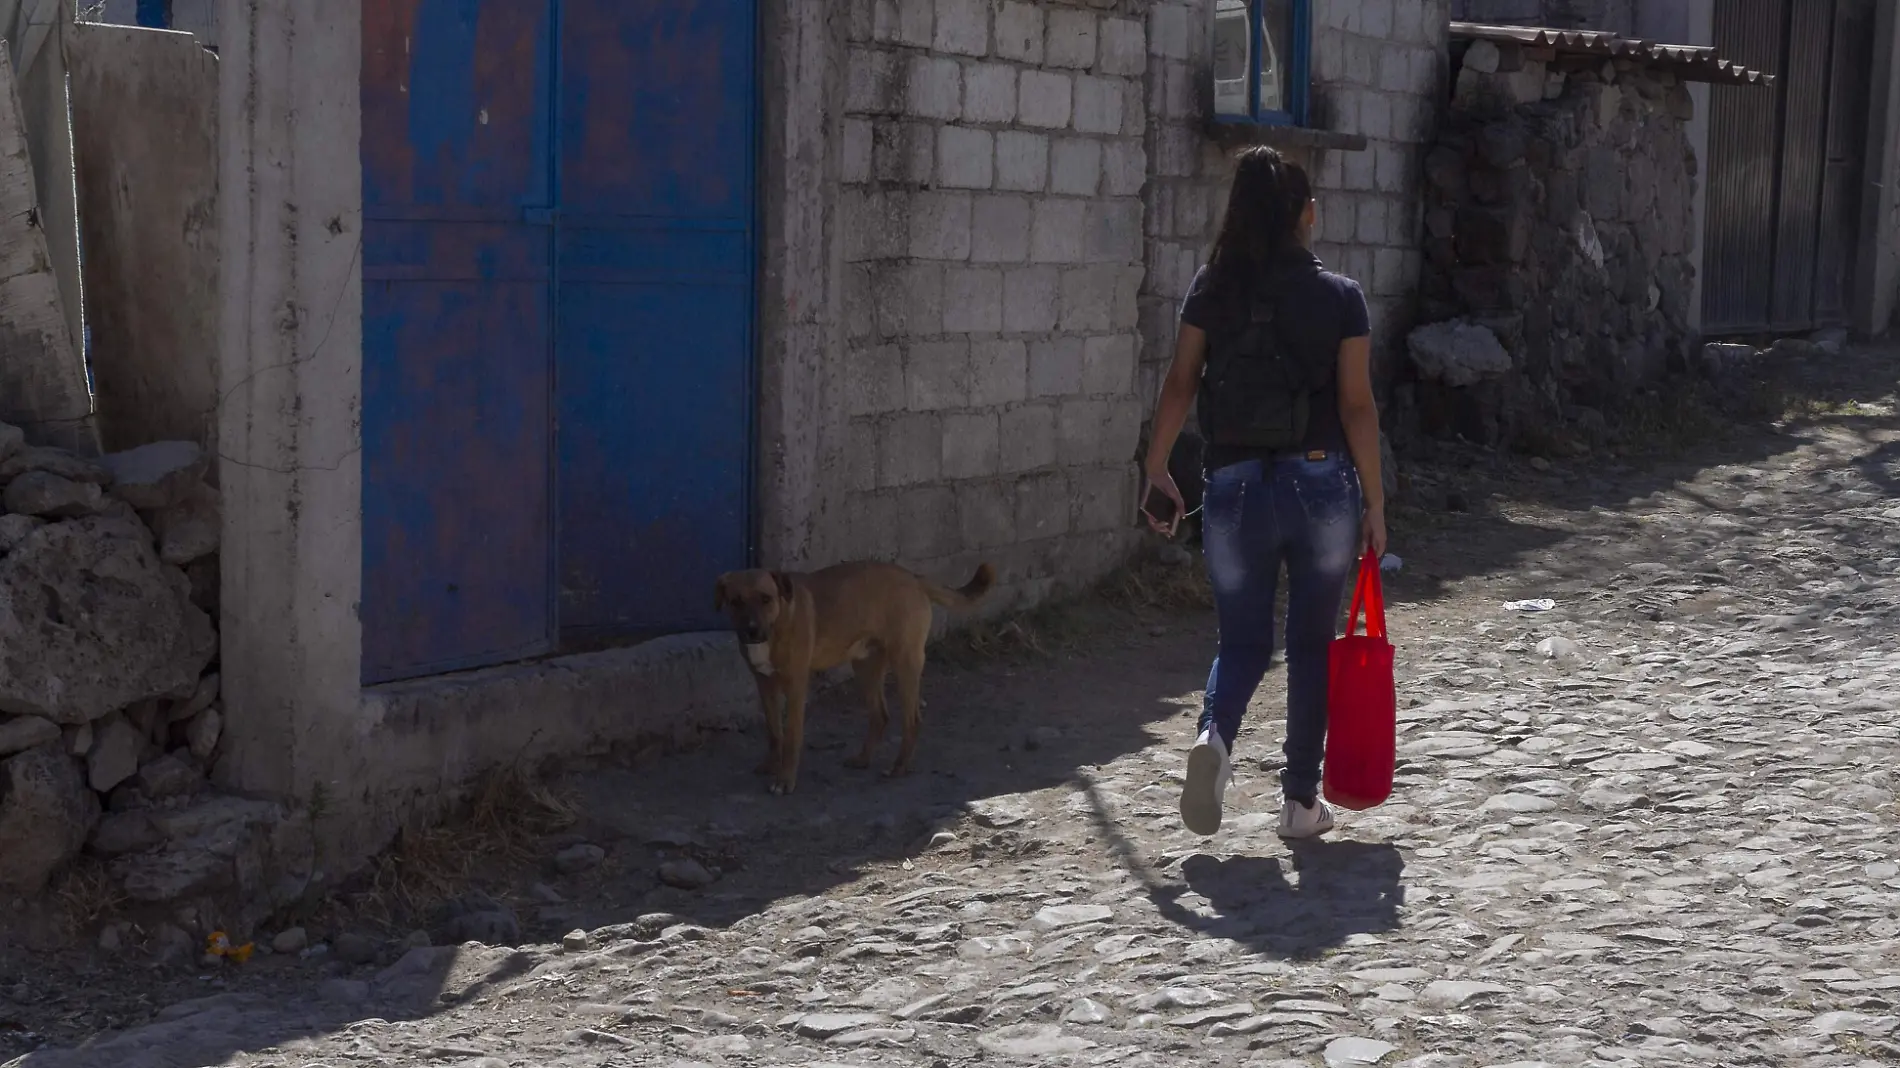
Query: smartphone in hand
1141 484 1180 535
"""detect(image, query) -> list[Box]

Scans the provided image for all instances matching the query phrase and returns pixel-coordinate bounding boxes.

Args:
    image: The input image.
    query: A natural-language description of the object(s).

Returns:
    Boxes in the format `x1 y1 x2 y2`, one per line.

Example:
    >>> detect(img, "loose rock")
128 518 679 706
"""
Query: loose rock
186 707 222 761
0 714 59 757
659 858 716 890
333 932 380 966
0 518 217 723
0 514 43 552
0 744 100 894
0 447 111 485
134 753 202 799
169 673 219 723
1324 1036 1399 1067
150 483 220 566
1407 321 1512 388
89 810 161 856
553 842 605 874
3 471 102 518
86 714 142 793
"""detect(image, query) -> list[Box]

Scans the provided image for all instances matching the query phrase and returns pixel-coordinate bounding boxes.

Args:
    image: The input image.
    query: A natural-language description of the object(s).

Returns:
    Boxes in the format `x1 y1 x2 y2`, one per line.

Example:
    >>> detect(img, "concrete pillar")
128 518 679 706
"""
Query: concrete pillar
214 0 363 806
755 0 848 571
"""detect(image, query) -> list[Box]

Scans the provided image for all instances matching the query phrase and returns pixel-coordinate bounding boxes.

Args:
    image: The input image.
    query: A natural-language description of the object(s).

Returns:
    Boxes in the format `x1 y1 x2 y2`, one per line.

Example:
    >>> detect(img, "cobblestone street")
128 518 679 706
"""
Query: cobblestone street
7 348 1900 1068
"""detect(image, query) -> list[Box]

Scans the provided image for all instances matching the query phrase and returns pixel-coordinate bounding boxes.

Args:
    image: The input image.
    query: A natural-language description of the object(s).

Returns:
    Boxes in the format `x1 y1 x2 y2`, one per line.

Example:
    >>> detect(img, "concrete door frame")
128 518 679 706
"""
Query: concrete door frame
214 0 842 867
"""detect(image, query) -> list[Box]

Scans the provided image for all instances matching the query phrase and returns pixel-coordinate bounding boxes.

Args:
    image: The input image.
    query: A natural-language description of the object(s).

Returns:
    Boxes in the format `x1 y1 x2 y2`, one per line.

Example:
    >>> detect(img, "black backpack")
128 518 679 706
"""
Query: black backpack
1196 259 1326 451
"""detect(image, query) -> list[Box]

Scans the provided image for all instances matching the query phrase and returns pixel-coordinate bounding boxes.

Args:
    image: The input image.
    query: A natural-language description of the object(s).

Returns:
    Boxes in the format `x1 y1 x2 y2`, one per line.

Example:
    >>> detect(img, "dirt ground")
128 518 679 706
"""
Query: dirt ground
3 344 1898 1068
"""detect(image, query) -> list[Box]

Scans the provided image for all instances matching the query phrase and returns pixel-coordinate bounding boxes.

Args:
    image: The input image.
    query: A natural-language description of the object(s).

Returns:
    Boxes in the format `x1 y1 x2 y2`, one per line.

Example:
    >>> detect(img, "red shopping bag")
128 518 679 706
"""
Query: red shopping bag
1323 551 1397 811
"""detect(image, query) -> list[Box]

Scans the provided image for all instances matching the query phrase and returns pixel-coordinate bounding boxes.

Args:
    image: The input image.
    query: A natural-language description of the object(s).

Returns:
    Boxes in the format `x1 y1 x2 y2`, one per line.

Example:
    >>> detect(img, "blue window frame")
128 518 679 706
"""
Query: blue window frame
1212 0 1311 126
135 0 172 28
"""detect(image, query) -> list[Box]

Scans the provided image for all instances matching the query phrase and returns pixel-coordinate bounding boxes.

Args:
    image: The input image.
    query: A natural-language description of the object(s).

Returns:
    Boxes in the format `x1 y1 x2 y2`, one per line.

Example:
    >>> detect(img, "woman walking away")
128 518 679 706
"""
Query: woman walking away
1143 146 1387 840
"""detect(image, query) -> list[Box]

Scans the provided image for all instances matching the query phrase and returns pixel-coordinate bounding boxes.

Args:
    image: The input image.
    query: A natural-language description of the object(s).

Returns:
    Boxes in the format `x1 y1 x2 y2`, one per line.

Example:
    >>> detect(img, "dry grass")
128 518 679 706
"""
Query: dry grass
49 859 125 939
336 766 579 932
935 549 1212 667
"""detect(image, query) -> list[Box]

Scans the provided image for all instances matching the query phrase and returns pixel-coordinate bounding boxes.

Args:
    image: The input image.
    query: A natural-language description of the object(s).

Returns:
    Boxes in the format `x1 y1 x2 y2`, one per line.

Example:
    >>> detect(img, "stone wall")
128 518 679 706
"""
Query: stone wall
1139 0 1451 414
836 0 1153 608
0 428 306 938
1408 40 1699 448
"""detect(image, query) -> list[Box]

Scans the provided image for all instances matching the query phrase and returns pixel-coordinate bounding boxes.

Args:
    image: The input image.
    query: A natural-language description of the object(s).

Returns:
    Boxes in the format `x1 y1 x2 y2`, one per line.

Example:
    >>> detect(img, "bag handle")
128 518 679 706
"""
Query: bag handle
1345 551 1387 639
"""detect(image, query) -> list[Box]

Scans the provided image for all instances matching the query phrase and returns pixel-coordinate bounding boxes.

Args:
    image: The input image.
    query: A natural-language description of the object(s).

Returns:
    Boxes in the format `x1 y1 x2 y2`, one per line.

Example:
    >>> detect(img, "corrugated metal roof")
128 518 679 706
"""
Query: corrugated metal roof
1451 22 1776 87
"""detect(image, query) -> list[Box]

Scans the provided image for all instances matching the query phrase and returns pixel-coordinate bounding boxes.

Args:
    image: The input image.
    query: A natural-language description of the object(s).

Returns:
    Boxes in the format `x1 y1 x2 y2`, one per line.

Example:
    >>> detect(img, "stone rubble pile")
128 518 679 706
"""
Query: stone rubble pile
0 426 308 940
1406 39 1701 449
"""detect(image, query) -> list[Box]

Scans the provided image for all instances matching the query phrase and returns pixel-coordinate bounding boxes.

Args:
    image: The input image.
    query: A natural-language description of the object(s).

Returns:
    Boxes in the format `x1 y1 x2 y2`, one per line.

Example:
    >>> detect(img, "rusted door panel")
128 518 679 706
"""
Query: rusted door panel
1704 0 1786 334
1770 0 1835 331
554 0 757 638
1813 0 1874 325
360 0 558 684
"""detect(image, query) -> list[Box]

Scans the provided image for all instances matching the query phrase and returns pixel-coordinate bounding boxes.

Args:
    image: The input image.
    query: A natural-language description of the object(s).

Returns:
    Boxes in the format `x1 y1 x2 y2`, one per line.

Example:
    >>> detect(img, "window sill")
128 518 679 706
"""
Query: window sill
1204 119 1368 153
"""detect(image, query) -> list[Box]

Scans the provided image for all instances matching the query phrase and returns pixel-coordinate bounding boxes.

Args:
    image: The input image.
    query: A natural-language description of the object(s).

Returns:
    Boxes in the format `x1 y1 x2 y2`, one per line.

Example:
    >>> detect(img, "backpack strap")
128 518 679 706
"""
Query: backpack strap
1233 256 1323 377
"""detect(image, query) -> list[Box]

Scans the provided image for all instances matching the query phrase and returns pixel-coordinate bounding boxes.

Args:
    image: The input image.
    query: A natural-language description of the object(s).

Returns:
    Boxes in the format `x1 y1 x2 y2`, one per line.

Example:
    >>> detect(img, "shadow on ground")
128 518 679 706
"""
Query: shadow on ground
5 618 1222 1067
7 348 1898 1067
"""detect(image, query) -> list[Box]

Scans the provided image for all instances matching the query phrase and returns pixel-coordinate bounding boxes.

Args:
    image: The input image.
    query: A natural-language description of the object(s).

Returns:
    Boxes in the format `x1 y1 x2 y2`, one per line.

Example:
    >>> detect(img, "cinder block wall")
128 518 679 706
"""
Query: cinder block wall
836 0 1152 608
1140 0 1451 410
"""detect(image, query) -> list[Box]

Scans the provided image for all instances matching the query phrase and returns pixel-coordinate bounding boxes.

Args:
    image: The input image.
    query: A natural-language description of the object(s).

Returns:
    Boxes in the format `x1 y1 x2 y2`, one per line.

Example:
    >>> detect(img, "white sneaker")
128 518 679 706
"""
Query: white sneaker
1181 729 1233 836
1276 797 1336 839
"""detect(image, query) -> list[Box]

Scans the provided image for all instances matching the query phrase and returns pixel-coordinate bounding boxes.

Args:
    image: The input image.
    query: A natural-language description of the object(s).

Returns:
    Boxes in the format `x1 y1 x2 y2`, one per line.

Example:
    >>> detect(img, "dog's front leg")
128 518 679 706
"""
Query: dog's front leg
752 674 784 777
773 674 811 795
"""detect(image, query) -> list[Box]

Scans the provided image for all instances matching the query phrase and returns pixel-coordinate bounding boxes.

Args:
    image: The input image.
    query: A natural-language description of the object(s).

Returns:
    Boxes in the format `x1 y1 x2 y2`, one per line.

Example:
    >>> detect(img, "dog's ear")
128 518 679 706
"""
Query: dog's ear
773 571 795 602
713 574 731 611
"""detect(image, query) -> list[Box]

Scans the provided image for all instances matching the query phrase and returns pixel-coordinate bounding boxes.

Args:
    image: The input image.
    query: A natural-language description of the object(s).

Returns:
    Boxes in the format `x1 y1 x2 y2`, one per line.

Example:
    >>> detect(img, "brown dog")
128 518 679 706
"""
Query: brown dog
713 561 995 795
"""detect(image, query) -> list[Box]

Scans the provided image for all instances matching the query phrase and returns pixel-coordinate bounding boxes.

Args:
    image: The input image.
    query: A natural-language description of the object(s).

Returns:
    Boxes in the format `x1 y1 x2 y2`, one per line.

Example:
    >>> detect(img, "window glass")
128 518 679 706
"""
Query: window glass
1259 0 1293 115
1212 0 1250 116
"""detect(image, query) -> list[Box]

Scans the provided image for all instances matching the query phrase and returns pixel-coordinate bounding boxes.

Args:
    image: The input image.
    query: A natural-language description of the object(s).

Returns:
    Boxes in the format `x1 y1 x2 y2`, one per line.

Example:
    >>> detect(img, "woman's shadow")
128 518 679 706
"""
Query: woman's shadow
1083 780 1405 957
1167 841 1404 955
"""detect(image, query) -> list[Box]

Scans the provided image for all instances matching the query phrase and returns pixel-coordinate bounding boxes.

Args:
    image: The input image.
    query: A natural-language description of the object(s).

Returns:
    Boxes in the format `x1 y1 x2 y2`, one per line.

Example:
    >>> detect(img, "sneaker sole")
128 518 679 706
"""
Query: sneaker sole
1275 815 1336 840
1181 743 1225 836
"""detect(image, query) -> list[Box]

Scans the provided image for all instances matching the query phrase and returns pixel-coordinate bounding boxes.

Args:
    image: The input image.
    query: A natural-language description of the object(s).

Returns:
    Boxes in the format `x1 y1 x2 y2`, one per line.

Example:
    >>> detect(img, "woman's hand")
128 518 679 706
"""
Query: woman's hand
1141 462 1186 537
1362 503 1388 558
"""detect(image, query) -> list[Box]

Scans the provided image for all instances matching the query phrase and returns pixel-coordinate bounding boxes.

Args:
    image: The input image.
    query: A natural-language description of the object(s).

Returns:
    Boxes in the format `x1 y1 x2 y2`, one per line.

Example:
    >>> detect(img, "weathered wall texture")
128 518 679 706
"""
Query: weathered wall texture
214 0 364 831
0 52 94 453
2 0 89 434
1412 42 1699 447
1140 0 1451 410
69 24 221 466
831 0 1151 609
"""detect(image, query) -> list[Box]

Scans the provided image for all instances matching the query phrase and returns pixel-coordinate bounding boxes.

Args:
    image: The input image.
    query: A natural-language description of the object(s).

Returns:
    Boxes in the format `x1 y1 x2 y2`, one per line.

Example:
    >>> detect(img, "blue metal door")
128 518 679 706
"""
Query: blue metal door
361 0 756 682
555 0 756 640
361 0 559 684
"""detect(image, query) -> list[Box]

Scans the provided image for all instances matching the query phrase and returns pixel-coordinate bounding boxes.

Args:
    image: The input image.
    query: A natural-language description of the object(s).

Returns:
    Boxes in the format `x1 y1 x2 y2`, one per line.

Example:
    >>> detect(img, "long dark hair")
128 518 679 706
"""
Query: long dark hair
1206 146 1313 295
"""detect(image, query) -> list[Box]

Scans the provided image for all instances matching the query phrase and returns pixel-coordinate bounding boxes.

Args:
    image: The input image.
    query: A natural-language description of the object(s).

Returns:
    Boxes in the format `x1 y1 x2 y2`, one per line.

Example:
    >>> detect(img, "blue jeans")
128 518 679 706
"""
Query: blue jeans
1197 453 1363 802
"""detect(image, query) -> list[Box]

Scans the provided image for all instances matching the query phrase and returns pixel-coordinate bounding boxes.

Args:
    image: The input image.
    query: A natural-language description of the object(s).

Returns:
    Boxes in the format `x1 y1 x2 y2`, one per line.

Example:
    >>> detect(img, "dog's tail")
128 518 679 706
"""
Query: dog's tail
922 562 996 610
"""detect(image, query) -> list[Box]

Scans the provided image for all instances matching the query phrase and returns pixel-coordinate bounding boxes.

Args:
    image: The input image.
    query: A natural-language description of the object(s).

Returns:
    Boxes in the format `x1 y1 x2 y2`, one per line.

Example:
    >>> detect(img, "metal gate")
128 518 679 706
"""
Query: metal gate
360 0 757 685
1704 0 1875 334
